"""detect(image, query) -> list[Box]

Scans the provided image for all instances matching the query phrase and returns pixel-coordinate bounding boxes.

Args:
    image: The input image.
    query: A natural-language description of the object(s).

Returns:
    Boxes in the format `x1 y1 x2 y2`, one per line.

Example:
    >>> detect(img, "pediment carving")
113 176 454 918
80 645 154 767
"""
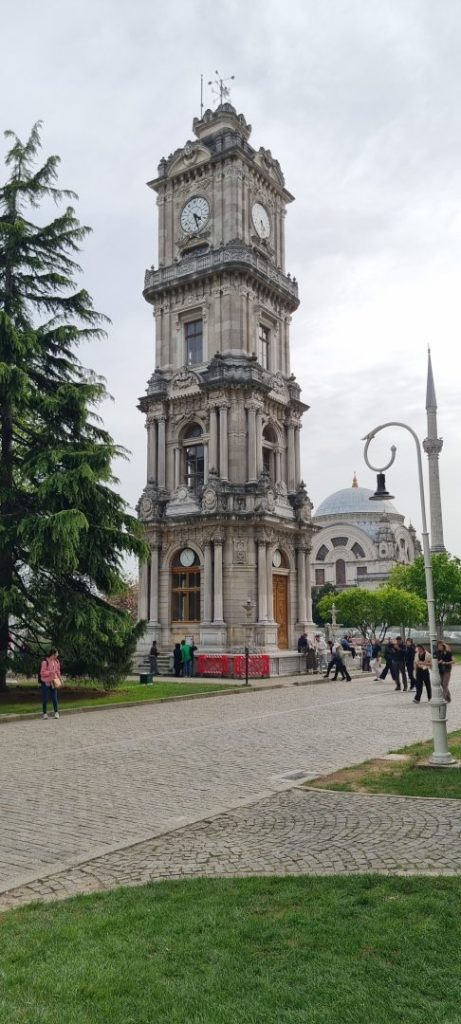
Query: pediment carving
254 148 285 187
170 367 202 395
168 142 211 178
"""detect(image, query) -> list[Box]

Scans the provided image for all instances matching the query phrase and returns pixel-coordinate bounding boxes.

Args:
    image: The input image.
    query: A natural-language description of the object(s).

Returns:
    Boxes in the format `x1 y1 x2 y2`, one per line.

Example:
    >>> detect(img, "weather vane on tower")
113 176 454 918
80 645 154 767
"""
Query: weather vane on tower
201 70 235 114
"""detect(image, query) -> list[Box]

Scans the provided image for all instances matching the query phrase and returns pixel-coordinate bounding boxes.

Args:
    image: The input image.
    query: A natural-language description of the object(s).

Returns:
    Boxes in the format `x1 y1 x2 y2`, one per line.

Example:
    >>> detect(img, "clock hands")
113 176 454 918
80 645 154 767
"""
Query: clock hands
193 212 201 228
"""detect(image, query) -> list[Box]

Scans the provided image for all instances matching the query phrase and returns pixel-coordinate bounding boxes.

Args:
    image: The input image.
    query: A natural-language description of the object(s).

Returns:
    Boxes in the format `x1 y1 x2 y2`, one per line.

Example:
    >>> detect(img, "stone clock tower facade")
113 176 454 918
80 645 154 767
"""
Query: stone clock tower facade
137 102 314 667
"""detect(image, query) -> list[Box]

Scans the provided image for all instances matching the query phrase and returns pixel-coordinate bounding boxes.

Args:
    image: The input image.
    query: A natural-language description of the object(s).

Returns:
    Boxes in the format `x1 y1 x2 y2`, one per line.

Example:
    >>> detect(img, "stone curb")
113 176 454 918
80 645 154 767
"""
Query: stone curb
0 787 280 898
0 670 373 724
0 681 288 724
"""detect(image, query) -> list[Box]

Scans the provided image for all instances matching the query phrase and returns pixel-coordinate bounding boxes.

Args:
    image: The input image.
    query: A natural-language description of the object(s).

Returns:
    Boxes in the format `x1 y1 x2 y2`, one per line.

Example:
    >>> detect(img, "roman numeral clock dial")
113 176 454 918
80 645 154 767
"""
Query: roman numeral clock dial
180 196 210 234
251 201 270 239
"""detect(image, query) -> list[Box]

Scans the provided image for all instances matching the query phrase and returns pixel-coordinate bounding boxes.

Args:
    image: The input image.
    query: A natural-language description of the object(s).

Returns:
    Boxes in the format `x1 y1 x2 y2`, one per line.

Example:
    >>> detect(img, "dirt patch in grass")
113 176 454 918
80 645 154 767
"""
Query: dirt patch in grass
307 759 408 793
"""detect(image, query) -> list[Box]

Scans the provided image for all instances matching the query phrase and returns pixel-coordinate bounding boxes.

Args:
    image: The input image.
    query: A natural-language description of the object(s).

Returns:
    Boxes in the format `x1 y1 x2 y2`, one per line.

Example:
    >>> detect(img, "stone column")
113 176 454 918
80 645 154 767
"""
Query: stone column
149 545 160 624
138 560 149 621
213 539 224 622
287 420 295 492
257 540 267 621
173 446 181 489
246 403 257 482
256 408 263 477
157 415 166 489
219 404 229 480
275 448 282 484
297 546 307 623
266 545 273 621
203 542 213 622
306 547 313 623
208 406 218 473
146 416 157 483
294 425 301 487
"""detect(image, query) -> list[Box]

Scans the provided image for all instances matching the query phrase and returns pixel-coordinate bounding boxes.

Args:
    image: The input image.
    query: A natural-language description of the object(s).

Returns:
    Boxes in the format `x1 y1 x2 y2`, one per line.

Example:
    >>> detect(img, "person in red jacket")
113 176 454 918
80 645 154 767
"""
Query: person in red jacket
39 649 62 719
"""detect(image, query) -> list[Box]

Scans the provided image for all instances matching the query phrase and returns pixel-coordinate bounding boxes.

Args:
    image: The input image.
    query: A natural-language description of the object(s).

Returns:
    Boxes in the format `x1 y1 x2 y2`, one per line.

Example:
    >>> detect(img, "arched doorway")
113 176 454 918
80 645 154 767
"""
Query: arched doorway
272 549 289 649
335 558 346 586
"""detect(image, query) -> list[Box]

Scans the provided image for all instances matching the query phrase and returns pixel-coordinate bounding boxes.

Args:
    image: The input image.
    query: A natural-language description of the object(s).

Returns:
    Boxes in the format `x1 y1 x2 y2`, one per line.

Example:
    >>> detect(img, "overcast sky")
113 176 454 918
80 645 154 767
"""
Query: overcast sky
2 0 460 557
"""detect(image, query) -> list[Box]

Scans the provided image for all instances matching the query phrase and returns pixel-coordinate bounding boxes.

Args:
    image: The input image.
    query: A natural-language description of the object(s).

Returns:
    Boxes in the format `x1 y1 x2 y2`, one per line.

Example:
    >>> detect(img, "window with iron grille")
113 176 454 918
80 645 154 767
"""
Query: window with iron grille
171 552 201 622
184 320 203 365
183 424 204 493
258 324 270 369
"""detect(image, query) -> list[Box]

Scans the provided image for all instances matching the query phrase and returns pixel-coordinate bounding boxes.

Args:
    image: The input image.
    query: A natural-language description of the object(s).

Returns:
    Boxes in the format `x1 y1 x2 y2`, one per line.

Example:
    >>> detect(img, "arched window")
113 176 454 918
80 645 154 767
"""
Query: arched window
182 423 204 493
331 536 348 548
316 544 329 562
262 424 278 483
335 559 346 586
171 549 201 622
351 542 365 558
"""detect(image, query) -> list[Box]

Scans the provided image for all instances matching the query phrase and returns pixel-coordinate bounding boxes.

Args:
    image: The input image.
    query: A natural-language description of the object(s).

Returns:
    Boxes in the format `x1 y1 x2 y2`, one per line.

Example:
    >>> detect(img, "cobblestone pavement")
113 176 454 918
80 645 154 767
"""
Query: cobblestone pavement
3 786 461 910
2 670 461 908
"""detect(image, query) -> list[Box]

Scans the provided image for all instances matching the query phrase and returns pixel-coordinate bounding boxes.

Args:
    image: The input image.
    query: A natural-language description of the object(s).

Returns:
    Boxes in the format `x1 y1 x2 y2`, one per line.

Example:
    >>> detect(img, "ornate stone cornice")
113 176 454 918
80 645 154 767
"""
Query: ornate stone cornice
143 241 299 310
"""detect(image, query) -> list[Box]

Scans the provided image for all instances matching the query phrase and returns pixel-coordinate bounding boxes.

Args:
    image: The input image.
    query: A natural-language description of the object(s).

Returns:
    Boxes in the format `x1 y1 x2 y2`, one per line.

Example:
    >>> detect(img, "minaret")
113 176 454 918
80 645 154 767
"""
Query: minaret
422 348 445 552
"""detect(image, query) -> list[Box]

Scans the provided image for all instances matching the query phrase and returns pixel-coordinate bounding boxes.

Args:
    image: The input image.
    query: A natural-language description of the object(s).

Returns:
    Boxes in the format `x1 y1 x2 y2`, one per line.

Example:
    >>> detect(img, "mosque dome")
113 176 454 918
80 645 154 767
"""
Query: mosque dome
314 484 398 518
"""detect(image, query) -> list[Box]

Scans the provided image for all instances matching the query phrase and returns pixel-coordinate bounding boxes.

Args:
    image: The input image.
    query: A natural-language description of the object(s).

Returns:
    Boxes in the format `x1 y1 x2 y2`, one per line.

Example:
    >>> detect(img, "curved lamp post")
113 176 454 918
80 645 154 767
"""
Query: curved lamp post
362 421 455 766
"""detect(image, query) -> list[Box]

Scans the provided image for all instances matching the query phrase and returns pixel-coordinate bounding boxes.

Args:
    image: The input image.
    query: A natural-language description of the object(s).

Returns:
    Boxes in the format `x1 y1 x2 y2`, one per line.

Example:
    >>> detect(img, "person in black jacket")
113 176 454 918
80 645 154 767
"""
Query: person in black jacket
173 642 182 676
405 638 416 690
392 637 408 691
379 640 397 682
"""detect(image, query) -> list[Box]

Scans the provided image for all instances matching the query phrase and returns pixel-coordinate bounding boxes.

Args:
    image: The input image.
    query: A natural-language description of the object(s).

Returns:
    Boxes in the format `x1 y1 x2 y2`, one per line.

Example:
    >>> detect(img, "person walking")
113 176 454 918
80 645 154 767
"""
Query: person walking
405 638 416 690
39 648 62 719
331 642 352 682
437 642 454 702
371 640 382 679
392 637 408 692
173 642 182 676
149 641 159 677
180 638 193 677
379 640 397 683
413 645 432 703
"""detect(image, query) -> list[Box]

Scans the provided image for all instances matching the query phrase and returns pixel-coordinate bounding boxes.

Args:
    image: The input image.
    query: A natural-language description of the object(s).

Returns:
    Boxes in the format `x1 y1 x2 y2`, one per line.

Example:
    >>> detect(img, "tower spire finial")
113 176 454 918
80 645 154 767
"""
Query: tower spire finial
426 346 437 411
352 472 358 488
423 349 445 552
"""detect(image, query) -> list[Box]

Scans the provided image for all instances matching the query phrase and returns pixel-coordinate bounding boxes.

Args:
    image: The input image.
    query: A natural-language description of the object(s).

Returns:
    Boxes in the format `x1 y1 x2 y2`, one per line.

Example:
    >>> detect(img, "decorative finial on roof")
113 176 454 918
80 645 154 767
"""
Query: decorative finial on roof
352 472 358 488
208 70 235 106
426 346 437 411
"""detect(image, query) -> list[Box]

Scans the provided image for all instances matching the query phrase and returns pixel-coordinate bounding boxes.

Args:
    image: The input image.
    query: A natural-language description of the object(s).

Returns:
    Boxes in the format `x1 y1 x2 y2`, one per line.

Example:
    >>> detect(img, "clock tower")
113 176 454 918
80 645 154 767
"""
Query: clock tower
137 102 314 668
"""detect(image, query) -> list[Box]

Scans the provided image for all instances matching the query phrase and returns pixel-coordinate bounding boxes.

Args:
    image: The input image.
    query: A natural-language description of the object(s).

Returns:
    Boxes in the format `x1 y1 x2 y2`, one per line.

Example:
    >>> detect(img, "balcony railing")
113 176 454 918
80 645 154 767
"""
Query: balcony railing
144 242 299 305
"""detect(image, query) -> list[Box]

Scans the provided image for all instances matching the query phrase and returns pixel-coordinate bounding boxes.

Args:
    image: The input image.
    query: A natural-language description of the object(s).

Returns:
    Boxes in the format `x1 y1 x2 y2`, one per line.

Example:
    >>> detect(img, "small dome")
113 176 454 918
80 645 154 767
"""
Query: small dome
314 486 398 517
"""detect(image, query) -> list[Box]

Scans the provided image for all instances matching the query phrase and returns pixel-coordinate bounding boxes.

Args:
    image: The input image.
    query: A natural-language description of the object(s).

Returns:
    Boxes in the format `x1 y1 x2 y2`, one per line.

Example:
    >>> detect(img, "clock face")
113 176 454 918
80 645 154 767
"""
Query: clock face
272 550 282 569
252 201 270 239
179 547 196 567
180 196 210 234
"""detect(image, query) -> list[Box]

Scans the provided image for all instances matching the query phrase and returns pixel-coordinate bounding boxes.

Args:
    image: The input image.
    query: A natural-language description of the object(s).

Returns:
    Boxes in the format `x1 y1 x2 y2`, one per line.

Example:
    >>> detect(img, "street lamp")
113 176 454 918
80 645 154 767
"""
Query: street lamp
362 421 455 766
242 598 255 687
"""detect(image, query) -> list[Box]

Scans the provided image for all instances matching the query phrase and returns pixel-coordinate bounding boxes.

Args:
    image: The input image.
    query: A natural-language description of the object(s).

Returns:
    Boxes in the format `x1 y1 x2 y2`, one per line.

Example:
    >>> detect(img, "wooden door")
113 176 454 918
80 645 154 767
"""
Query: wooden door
273 575 288 649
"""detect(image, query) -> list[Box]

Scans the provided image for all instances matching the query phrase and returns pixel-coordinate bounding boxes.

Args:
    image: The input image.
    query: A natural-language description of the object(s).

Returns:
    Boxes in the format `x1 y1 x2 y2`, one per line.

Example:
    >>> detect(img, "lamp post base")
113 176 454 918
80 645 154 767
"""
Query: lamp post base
429 686 457 766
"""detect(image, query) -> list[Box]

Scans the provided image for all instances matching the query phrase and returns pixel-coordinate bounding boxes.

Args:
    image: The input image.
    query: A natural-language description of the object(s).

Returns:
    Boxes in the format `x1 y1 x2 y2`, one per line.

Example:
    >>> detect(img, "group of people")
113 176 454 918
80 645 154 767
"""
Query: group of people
297 633 353 680
370 637 453 704
296 630 454 703
149 638 197 678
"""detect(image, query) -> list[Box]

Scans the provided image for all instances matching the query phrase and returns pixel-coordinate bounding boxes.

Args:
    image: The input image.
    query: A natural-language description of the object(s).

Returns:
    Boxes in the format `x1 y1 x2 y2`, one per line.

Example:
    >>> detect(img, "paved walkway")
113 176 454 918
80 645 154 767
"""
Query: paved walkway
2 671 461 910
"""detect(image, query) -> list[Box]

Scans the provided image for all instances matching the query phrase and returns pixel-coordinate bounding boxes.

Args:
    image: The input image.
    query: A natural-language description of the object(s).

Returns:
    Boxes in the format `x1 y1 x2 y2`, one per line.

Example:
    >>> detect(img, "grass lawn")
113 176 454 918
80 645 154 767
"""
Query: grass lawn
2 875 461 1023
0 679 237 717
308 730 461 798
